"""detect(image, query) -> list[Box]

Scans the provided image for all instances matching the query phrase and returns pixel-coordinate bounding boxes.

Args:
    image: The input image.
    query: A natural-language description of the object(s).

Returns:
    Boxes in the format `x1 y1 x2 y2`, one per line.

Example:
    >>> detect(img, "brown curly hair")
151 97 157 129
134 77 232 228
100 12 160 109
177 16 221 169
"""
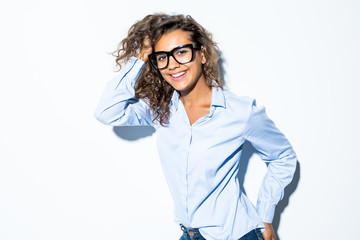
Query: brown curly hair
112 13 222 126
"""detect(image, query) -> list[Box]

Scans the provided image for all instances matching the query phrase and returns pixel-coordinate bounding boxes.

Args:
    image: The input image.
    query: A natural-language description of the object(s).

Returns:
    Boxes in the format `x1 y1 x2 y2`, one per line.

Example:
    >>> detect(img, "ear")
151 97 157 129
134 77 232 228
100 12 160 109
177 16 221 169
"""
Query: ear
201 46 206 64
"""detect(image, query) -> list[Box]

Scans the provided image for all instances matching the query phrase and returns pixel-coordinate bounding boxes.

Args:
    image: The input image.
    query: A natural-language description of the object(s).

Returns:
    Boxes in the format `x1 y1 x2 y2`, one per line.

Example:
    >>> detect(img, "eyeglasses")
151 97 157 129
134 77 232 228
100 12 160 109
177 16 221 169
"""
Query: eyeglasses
149 43 201 70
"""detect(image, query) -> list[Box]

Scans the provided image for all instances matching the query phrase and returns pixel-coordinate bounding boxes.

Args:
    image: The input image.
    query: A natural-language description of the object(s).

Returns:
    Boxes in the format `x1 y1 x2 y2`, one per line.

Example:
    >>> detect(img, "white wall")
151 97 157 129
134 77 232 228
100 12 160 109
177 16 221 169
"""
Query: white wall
1 0 359 239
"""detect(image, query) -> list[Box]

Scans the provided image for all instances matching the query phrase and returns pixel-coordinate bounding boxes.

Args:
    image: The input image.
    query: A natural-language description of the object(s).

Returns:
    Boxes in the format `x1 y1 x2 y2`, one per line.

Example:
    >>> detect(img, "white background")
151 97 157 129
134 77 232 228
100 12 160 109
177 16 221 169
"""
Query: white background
1 0 359 239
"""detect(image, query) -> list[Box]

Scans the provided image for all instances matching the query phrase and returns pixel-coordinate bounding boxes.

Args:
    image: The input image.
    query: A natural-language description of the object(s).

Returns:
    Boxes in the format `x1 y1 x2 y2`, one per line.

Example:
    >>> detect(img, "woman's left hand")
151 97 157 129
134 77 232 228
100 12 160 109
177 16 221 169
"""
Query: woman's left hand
136 35 152 63
262 222 276 240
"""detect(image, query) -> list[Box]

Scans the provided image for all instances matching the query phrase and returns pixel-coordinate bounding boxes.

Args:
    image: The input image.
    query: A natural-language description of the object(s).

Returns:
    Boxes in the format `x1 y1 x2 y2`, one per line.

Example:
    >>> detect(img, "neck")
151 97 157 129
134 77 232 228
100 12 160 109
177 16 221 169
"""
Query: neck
179 77 212 108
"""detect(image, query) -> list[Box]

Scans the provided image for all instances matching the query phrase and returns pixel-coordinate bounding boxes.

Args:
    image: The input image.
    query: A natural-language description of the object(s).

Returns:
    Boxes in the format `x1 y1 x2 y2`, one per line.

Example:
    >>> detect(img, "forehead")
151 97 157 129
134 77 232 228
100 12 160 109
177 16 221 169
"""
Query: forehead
154 29 193 52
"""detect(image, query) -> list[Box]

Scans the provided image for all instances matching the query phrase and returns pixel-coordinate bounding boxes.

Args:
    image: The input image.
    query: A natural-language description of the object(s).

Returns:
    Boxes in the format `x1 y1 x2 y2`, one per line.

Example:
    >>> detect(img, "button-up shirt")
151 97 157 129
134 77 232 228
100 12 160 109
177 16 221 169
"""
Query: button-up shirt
94 57 297 240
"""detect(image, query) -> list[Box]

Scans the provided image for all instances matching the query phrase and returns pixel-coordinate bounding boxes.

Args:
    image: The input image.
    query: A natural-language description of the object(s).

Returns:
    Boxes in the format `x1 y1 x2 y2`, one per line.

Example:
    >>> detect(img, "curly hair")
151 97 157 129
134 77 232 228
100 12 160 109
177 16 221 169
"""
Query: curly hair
112 13 222 126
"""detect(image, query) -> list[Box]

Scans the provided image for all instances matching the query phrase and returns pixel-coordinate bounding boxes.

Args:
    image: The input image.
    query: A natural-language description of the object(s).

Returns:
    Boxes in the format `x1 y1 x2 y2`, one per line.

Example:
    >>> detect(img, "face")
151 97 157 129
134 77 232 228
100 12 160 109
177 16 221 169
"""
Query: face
154 29 206 95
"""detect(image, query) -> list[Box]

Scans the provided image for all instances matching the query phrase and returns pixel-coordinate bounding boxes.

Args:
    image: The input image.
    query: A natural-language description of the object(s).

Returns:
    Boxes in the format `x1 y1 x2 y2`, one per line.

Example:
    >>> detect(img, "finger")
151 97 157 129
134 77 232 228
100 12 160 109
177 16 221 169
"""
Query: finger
143 36 152 48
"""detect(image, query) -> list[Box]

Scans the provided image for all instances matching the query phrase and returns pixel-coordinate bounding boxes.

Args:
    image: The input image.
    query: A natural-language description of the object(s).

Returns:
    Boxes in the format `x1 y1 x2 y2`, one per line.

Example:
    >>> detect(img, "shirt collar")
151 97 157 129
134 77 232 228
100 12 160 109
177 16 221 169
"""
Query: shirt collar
170 90 180 110
211 87 226 109
170 86 226 111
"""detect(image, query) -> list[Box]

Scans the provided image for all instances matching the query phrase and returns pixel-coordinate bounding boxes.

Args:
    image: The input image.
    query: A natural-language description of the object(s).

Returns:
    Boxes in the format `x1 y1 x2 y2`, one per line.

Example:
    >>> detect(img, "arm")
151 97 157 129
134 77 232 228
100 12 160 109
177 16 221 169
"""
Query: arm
243 100 297 239
94 37 154 126
94 57 153 126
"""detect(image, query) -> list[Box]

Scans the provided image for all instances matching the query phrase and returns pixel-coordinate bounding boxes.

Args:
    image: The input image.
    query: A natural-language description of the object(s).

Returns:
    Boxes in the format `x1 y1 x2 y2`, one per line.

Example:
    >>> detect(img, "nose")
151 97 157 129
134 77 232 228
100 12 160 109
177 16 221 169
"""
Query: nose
167 55 180 70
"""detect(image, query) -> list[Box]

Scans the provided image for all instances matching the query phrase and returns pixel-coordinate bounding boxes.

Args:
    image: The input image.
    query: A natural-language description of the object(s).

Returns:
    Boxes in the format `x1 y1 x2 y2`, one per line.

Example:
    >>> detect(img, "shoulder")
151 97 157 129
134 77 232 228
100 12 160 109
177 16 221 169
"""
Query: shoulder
222 89 256 109
215 89 258 123
221 90 271 131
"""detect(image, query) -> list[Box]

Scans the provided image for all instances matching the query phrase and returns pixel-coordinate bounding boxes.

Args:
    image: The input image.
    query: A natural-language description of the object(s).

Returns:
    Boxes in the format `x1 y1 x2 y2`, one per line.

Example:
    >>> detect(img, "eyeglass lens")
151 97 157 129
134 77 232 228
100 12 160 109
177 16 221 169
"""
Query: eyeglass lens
155 46 193 69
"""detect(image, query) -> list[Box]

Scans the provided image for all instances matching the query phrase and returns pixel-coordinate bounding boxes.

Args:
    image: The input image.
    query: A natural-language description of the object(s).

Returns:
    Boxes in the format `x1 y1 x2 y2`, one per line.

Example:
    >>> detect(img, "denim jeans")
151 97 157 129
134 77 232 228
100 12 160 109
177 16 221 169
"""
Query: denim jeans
179 224 264 240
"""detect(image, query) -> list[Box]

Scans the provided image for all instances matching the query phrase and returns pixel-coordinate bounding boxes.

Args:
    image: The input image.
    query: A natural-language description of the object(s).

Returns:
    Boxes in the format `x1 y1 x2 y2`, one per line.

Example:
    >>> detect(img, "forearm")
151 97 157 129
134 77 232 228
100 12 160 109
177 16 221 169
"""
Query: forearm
94 57 150 126
256 151 297 222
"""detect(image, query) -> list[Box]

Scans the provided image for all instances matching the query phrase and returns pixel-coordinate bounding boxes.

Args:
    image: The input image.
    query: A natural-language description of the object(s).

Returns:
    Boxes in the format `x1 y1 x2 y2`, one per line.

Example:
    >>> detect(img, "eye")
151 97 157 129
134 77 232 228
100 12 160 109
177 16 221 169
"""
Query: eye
157 54 167 62
176 49 189 55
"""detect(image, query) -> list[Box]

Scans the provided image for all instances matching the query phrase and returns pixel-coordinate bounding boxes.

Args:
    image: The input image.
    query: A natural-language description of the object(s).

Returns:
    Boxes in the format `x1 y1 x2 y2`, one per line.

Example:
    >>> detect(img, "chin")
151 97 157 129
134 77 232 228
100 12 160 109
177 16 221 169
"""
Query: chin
167 80 190 91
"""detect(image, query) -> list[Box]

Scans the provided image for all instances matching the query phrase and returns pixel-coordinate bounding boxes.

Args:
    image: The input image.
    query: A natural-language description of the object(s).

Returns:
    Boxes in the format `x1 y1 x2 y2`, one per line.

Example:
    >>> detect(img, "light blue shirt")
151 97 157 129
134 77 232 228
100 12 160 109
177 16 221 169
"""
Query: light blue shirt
94 57 297 240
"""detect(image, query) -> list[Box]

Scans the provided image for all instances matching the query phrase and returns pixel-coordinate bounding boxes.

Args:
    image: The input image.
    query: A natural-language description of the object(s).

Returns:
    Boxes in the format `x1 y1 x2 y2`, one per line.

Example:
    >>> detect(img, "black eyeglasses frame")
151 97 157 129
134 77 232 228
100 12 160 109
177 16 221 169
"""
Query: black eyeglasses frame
148 43 202 70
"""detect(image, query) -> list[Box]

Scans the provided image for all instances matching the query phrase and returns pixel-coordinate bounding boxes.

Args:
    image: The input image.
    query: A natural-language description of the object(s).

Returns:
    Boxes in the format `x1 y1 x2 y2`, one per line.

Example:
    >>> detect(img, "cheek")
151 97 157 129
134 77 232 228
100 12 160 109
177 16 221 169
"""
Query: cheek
192 63 204 77
158 70 167 79
159 71 172 84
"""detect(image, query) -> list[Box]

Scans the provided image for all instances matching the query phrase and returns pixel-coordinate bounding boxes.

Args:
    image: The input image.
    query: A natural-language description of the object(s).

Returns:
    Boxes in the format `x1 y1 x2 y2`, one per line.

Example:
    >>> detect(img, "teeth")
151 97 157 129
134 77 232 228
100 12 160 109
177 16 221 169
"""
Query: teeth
171 71 186 78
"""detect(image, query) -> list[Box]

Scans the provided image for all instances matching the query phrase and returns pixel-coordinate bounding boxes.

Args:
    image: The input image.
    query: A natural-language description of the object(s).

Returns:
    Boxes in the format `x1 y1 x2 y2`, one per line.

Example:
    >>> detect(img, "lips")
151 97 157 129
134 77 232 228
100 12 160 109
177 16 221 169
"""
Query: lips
170 71 186 78
169 71 187 81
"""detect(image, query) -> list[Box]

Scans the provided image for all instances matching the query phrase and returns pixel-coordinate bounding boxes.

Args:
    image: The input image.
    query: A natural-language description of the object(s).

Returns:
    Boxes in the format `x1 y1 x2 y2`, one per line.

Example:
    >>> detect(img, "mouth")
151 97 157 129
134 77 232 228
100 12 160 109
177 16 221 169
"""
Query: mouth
169 71 187 81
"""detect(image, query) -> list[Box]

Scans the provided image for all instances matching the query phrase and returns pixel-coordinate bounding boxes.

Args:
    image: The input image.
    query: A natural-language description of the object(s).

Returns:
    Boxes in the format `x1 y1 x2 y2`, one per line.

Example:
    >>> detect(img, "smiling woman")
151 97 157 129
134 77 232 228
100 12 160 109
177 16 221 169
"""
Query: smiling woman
94 13 297 240
153 29 211 125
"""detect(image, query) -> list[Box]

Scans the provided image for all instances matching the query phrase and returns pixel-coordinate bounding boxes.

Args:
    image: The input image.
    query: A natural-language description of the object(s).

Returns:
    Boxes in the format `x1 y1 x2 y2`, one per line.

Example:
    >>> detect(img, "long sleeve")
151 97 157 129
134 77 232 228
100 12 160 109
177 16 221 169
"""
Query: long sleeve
243 99 297 223
94 57 153 126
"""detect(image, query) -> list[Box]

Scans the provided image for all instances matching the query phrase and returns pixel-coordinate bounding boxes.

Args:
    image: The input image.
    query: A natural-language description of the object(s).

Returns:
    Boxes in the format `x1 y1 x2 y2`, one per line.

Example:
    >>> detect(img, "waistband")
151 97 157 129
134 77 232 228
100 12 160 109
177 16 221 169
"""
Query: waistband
180 224 202 238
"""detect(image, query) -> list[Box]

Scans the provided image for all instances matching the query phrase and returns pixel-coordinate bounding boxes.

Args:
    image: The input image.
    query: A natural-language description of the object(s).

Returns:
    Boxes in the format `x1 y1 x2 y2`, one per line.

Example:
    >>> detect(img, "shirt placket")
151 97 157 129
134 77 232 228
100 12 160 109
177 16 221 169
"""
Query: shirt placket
182 105 214 225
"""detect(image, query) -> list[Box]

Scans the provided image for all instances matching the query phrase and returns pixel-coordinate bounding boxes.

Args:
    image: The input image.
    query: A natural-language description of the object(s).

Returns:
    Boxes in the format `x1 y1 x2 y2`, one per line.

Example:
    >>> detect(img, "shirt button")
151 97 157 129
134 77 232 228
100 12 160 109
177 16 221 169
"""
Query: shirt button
188 230 194 237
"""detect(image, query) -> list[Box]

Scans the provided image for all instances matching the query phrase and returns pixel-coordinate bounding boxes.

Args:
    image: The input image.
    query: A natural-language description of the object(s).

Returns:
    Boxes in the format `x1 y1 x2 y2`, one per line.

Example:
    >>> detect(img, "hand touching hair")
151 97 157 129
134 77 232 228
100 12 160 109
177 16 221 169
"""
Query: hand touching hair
112 14 167 67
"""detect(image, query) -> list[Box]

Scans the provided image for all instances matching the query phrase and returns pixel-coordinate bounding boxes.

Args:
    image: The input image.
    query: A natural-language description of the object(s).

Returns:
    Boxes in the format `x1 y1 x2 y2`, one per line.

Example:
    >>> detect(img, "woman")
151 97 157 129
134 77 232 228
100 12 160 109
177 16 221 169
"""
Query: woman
94 13 297 240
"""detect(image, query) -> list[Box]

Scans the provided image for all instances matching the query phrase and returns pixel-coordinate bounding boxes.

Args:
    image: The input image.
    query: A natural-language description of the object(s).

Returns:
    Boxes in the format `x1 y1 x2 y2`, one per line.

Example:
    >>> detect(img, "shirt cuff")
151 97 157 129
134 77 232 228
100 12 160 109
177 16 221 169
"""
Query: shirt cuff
256 201 276 223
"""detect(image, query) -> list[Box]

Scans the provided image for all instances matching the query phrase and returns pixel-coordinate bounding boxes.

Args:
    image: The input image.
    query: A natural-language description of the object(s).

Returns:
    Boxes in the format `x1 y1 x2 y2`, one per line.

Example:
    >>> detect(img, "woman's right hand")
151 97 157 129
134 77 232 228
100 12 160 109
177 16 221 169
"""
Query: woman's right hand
136 35 152 63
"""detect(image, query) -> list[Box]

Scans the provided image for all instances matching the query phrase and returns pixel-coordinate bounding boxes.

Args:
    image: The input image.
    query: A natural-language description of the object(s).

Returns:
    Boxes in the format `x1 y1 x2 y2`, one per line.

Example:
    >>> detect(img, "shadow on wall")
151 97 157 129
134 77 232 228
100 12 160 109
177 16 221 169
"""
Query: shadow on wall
238 141 301 240
113 125 156 141
273 161 300 240
218 51 227 86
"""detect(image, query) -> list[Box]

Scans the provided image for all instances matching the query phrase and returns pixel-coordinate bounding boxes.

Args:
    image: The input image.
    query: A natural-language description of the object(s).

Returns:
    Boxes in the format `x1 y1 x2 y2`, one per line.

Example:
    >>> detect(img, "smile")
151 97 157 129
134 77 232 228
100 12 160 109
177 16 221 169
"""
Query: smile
170 71 187 78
